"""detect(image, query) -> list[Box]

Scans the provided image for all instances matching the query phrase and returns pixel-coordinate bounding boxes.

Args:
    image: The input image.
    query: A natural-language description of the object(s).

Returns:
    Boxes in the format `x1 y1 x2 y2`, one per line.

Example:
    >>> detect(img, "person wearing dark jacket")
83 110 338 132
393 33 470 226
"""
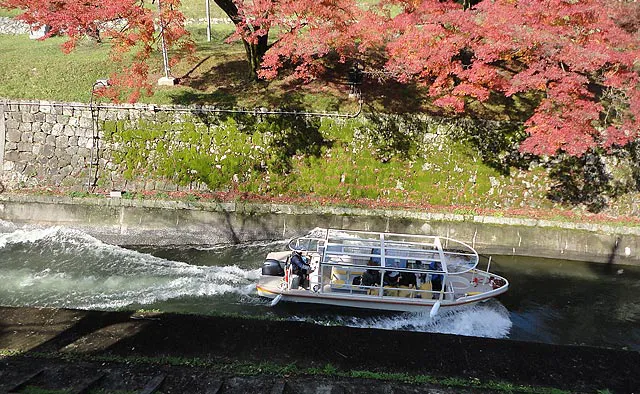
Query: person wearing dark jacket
290 250 310 288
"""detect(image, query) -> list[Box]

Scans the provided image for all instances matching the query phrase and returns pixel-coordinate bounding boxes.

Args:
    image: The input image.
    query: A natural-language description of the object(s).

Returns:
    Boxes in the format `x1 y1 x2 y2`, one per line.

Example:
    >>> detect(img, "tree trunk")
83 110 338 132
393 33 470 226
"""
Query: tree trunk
214 0 269 80
243 33 269 80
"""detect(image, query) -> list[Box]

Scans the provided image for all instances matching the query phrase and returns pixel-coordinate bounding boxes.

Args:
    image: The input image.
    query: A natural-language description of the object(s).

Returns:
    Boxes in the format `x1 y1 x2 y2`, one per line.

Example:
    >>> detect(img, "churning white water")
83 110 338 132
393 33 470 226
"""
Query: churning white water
290 300 512 339
0 226 260 310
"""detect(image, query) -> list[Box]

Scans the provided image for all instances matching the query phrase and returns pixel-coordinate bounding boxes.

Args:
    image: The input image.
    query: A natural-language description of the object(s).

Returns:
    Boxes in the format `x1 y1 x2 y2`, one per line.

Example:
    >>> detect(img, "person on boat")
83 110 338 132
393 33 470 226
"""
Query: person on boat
290 250 310 288
362 252 382 292
383 270 400 287
429 261 443 298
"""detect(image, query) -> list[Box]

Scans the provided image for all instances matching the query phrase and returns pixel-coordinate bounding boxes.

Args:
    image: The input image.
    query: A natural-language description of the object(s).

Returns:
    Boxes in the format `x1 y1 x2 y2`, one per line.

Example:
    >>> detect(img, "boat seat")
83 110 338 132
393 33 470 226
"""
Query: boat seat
416 282 432 298
397 285 415 298
330 266 365 287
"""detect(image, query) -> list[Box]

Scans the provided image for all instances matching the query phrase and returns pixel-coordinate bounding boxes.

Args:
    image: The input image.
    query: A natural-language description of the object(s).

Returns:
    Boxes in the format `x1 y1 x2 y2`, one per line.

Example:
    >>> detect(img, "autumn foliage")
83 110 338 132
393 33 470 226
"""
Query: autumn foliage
251 0 639 158
2 0 639 158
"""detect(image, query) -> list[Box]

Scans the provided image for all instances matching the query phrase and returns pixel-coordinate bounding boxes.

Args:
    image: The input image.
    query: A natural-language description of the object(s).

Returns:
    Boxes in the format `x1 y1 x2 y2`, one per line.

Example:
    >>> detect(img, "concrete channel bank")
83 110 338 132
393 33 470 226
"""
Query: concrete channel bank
1 193 640 265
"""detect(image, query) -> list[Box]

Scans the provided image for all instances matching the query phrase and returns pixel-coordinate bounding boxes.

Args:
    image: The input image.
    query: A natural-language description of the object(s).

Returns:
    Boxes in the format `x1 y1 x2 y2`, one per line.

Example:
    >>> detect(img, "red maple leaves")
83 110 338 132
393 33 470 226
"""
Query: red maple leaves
2 0 639 157
259 0 640 157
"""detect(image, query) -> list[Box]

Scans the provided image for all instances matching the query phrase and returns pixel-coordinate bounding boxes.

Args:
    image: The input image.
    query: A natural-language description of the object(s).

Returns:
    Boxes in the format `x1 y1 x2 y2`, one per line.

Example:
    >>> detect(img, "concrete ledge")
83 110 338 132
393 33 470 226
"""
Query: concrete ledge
1 193 639 265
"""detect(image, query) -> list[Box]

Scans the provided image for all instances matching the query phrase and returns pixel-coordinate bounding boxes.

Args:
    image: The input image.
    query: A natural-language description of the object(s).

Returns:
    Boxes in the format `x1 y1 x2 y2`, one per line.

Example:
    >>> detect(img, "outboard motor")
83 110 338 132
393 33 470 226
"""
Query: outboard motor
262 259 285 276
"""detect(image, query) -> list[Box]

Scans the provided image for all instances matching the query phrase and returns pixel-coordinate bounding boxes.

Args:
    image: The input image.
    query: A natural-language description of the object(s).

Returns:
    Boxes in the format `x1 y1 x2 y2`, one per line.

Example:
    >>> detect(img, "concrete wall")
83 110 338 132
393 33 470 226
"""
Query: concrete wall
1 194 639 266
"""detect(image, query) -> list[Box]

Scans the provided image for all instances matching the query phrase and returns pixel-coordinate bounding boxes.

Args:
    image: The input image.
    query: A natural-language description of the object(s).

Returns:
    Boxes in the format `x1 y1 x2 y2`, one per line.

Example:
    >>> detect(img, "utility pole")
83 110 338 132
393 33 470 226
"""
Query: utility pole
157 0 176 86
205 0 212 42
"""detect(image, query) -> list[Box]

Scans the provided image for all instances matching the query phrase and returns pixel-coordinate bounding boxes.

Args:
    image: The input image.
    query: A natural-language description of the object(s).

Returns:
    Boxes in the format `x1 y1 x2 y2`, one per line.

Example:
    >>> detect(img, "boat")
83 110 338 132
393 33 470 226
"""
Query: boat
256 228 508 316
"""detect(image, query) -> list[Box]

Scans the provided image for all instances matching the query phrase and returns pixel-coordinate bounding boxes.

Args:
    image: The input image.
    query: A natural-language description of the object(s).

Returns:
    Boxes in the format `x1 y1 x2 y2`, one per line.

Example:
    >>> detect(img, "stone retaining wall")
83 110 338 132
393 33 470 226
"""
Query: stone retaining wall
0 16 233 36
0 17 30 35
1 99 497 193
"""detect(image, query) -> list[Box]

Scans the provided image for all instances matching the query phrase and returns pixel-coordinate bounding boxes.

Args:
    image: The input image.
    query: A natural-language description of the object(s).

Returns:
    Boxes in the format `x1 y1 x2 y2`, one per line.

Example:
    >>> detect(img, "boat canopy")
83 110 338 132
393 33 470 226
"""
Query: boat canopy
288 228 479 274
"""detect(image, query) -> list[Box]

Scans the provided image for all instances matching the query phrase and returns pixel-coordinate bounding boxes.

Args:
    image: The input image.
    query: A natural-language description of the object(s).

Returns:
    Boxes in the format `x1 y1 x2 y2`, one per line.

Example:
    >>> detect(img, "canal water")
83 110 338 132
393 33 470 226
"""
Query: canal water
0 222 638 351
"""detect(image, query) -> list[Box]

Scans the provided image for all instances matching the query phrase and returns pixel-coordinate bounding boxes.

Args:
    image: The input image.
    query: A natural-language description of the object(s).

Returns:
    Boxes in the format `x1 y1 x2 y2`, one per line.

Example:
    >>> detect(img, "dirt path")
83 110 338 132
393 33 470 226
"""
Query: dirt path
0 307 638 393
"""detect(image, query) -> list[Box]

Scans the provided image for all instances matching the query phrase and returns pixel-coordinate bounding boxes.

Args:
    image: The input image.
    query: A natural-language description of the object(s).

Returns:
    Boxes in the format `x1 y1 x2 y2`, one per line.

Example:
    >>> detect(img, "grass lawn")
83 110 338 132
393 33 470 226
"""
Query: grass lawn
0 35 116 102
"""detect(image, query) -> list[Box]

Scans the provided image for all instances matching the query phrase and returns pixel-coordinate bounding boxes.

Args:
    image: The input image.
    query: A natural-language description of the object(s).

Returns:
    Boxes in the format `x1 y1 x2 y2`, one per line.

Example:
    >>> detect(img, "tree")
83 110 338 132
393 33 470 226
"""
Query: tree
261 0 640 158
223 0 361 80
0 0 193 102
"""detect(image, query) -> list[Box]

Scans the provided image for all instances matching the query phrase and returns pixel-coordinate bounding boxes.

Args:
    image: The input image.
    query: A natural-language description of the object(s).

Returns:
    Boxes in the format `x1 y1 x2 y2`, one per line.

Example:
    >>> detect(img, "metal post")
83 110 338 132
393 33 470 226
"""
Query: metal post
205 0 211 42
157 0 171 79
0 101 6 177
87 80 109 190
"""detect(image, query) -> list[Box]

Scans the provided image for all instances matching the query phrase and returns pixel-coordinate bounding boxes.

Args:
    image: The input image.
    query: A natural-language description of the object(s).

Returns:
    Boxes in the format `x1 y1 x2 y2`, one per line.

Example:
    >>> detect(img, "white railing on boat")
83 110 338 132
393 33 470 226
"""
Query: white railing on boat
317 262 452 300
277 229 509 303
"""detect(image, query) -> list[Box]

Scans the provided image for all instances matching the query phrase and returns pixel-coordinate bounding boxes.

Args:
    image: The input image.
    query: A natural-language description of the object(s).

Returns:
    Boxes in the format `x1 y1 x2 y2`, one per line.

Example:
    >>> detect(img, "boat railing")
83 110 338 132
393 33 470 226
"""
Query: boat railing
317 261 452 301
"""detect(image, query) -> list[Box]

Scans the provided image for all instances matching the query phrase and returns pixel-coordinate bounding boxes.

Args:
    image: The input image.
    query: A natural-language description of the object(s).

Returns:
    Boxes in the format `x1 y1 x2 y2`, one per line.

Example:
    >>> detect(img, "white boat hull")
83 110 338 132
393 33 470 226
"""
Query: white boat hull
257 276 508 313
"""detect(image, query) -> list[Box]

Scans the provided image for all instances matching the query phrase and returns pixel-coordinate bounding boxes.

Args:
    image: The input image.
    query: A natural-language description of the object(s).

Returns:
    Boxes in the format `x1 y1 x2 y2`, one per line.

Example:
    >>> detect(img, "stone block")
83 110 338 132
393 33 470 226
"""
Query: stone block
34 112 46 122
68 117 80 127
79 117 93 129
5 120 19 130
58 155 72 168
32 145 41 155
34 133 46 144
51 123 64 136
64 146 78 156
24 164 36 176
20 152 34 162
78 147 91 158
6 129 21 143
41 123 53 134
45 135 56 145
83 128 95 138
63 107 73 116
10 112 22 121
59 165 73 178
3 161 14 171
18 142 32 152
68 136 78 146
63 125 75 137
29 24 50 39
21 132 33 143
55 135 68 148
5 142 17 150
22 113 35 123
56 115 70 125
77 136 90 148
18 123 31 133
13 162 26 173
45 114 57 123
31 122 42 133
5 150 19 161
157 76 176 86
40 101 52 114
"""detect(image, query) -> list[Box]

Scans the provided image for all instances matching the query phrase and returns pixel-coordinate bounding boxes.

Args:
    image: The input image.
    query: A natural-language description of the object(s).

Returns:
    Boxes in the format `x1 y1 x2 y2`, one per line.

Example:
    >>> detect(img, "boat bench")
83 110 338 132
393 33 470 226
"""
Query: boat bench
329 266 367 293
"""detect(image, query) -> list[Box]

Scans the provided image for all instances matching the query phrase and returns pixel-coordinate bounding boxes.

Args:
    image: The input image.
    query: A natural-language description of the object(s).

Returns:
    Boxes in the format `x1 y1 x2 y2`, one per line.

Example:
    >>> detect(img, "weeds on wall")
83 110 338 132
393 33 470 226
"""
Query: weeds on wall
101 113 552 208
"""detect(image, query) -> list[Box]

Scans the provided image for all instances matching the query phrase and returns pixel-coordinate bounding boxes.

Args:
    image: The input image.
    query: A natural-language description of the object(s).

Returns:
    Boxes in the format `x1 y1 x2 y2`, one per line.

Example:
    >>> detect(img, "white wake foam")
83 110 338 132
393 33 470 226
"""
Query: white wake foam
0 226 262 310
293 300 512 339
